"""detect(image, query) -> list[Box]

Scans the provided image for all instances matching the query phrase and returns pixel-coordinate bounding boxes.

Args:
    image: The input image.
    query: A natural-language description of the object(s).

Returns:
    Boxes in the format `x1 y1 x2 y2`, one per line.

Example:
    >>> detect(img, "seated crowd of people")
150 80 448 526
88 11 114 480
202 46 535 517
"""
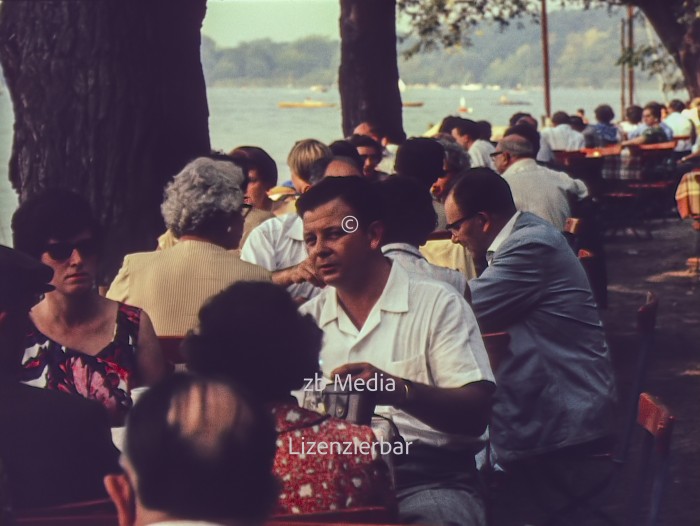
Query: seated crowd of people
0 102 689 525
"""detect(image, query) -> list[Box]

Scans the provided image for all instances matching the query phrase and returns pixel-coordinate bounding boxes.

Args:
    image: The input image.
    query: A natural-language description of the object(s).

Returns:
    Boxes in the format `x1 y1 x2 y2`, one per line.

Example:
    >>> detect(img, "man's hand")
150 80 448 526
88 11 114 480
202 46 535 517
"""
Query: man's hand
272 258 325 288
331 362 407 406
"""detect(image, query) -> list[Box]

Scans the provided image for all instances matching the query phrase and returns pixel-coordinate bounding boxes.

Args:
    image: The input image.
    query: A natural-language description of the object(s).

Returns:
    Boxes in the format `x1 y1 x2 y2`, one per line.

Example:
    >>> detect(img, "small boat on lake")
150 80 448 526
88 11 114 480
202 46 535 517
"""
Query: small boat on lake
278 100 336 109
403 101 424 108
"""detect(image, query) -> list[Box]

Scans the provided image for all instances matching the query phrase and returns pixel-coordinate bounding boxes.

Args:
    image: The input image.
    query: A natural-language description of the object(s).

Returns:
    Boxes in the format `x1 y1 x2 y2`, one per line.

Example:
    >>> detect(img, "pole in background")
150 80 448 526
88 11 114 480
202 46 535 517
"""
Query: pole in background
541 0 552 122
621 18 626 118
628 5 635 107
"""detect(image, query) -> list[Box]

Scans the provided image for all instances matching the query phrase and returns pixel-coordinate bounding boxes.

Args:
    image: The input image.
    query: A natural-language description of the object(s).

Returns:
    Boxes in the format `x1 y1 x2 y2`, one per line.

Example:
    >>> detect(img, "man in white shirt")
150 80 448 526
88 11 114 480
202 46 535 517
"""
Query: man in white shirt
537 111 586 163
450 118 496 169
493 130 588 231
297 176 495 526
378 176 468 298
104 374 278 526
664 99 696 154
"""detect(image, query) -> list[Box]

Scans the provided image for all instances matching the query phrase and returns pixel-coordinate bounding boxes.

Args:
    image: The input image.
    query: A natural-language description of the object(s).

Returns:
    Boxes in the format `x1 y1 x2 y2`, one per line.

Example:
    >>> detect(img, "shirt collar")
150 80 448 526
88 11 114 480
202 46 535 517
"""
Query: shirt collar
288 214 304 241
503 157 537 175
381 242 423 259
487 211 521 259
318 262 409 327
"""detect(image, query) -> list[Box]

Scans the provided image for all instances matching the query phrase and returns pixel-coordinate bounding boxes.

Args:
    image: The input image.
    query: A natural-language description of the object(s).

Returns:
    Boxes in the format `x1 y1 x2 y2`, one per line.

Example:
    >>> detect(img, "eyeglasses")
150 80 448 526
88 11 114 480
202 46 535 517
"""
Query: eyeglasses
489 150 505 159
445 214 477 231
44 238 98 261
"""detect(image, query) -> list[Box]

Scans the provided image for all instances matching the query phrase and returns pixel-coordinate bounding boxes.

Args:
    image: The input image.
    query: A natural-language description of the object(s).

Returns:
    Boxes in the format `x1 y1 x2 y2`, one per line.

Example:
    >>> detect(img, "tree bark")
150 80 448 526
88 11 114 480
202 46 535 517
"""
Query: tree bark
633 0 700 97
0 0 210 281
339 0 405 142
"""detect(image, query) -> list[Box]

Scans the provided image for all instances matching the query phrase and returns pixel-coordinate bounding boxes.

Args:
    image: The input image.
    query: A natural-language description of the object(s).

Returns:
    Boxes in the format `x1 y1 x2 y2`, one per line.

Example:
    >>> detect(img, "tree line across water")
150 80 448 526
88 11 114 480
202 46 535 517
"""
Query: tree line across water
201 7 659 90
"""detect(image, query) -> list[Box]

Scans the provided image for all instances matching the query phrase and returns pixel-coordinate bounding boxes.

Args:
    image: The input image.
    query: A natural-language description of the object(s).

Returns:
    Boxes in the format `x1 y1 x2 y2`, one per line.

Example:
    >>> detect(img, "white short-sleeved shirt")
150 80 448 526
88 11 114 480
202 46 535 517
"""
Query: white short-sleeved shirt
382 242 467 294
240 213 319 300
468 139 496 170
300 263 494 449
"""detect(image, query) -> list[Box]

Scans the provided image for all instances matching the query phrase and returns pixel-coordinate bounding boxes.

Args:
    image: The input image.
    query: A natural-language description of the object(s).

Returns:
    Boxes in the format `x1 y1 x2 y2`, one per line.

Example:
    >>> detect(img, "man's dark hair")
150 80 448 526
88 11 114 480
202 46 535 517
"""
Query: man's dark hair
296 175 382 227
184 282 323 403
229 146 278 188
669 99 685 113
551 111 570 126
378 177 437 247
452 118 481 139
450 168 516 218
125 374 278 522
594 104 615 124
308 156 361 185
569 115 586 132
476 120 493 141
509 112 533 127
625 105 643 124
394 137 445 189
504 123 540 157
12 189 100 259
644 102 663 120
347 133 382 152
329 140 364 168
438 115 461 134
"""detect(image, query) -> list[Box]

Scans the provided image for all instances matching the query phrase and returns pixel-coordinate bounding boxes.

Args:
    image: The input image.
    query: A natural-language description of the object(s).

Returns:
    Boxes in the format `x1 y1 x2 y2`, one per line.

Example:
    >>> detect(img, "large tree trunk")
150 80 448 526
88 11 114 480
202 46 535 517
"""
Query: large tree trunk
339 0 405 143
633 0 700 97
0 0 210 281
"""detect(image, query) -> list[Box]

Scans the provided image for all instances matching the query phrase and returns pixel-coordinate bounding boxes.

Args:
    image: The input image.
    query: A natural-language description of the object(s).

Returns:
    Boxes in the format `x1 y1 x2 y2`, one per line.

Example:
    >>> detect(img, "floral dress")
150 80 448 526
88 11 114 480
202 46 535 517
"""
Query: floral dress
20 303 141 426
271 403 393 515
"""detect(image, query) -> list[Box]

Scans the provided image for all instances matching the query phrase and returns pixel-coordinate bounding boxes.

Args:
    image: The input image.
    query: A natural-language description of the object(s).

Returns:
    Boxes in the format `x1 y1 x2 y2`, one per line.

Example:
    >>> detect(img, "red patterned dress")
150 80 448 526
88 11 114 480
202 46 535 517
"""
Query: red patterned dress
272 403 393 515
20 303 141 426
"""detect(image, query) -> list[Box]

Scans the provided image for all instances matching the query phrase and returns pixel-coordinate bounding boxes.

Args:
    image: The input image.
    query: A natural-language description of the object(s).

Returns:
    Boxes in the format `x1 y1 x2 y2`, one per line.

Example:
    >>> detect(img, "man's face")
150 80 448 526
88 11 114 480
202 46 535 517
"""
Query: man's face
642 109 659 127
302 198 380 288
491 145 509 174
356 146 382 178
445 194 489 258
451 129 470 149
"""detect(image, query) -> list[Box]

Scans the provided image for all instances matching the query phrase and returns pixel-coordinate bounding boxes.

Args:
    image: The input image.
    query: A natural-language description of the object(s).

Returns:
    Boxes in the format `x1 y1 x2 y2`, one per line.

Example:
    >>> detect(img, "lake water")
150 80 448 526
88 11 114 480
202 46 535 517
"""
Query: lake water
0 85 676 245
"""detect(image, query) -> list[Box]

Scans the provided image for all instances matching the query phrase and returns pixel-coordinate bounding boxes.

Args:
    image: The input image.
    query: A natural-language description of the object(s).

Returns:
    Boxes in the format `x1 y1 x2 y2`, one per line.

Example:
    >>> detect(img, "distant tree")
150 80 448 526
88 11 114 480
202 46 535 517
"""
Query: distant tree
339 0 405 142
396 0 700 97
0 0 210 280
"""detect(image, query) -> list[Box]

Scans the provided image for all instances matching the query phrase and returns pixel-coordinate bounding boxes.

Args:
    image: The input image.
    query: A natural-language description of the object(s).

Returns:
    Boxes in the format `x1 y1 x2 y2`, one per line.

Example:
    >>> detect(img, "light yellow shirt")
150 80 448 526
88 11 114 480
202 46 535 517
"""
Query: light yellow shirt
107 240 271 336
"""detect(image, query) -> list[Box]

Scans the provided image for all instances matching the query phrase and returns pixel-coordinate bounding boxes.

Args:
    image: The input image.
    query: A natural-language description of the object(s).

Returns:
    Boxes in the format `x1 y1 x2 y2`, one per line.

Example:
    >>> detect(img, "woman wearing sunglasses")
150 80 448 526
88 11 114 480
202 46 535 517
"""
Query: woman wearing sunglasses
11 189 167 426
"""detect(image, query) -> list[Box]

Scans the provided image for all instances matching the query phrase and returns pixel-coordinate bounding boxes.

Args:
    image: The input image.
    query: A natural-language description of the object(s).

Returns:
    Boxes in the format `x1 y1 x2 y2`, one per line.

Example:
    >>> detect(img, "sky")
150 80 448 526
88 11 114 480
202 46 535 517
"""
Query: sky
202 0 341 48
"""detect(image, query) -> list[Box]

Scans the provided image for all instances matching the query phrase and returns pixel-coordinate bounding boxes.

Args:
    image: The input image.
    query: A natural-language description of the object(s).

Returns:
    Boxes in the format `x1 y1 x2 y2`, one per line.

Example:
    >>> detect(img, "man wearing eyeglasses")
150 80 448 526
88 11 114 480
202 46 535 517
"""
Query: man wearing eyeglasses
0 245 119 511
445 171 616 523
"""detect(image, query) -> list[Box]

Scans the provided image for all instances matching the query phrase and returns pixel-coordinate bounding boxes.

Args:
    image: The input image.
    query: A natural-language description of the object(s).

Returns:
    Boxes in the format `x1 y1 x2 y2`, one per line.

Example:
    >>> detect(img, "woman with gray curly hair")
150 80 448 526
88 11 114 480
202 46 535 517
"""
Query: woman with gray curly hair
107 156 271 337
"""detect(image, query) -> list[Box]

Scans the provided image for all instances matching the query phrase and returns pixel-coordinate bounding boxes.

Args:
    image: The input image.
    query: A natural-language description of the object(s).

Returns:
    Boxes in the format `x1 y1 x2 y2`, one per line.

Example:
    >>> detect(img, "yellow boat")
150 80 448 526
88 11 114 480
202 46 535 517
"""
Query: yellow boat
278 100 336 109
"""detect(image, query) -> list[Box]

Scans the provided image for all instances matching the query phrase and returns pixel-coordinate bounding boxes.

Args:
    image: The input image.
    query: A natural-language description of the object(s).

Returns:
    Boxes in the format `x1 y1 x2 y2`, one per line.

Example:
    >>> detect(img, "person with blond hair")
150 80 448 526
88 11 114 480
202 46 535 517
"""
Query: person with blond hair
241 139 332 302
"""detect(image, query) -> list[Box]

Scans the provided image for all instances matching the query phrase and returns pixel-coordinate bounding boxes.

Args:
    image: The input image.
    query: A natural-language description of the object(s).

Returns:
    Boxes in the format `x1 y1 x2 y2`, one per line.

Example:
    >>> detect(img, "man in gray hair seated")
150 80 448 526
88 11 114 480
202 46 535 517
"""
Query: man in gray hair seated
107 155 271 336
492 127 588 231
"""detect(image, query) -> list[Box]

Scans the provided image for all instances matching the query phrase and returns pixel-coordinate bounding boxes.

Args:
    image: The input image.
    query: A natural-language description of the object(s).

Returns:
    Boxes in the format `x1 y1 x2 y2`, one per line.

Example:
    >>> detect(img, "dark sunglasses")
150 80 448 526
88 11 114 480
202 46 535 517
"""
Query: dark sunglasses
489 150 505 159
44 238 98 261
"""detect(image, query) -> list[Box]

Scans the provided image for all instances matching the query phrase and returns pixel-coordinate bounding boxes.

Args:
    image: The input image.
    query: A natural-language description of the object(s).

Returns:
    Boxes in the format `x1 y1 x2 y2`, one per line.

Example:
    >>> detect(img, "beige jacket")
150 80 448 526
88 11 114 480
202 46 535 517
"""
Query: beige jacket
107 240 271 336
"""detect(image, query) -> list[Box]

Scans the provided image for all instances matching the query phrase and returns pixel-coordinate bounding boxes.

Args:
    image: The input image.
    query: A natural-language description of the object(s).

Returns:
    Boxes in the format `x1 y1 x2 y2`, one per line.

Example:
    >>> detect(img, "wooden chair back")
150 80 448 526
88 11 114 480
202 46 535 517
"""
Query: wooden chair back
615 292 659 464
270 505 396 524
15 499 117 525
627 393 675 526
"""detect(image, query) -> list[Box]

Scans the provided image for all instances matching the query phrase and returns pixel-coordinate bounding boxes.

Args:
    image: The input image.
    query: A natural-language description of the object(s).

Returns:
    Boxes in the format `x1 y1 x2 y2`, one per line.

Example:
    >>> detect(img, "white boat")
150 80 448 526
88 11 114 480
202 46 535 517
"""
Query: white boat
461 83 484 91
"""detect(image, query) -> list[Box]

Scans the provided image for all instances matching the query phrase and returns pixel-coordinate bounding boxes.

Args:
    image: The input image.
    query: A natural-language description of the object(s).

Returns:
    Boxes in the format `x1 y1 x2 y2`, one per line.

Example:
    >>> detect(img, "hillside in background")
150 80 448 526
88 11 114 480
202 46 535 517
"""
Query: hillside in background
201 6 661 90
